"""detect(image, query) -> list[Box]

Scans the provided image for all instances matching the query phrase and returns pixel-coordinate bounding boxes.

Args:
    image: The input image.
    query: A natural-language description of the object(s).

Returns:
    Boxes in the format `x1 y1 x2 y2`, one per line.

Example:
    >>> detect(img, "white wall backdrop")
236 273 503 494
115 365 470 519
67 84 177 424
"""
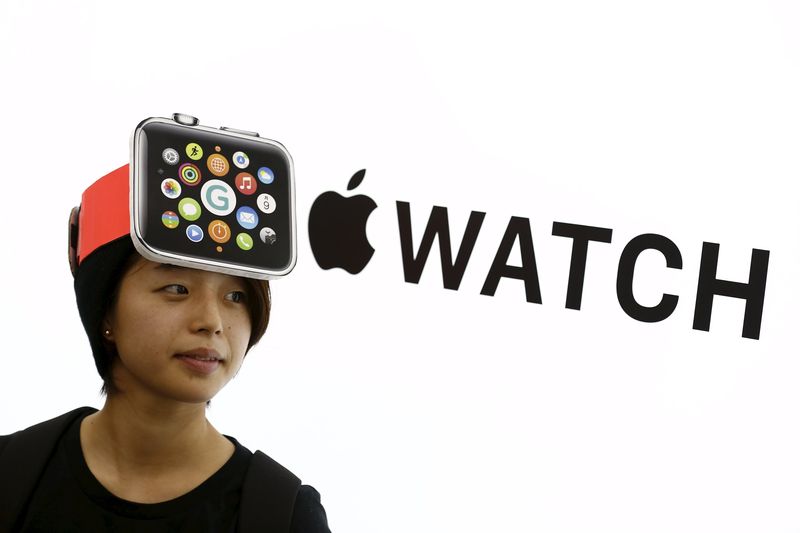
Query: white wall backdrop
1 1 799 531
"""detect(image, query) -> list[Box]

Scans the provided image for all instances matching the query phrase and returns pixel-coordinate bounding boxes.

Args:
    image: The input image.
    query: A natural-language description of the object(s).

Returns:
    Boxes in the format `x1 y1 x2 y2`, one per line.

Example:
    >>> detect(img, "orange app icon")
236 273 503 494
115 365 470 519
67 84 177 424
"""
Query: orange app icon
208 219 231 244
207 154 229 177
235 172 257 195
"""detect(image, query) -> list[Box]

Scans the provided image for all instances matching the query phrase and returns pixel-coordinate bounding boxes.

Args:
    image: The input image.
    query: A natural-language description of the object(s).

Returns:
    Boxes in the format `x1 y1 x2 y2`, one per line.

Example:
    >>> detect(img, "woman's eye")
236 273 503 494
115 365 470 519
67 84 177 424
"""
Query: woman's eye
225 291 247 303
163 284 189 295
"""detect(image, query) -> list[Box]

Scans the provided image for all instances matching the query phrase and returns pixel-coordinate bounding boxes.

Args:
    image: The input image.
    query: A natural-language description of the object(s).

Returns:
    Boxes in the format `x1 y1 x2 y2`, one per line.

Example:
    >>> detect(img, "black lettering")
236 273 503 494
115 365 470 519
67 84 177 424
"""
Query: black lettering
551 222 613 310
396 201 485 290
692 242 770 340
616 234 682 322
481 217 541 303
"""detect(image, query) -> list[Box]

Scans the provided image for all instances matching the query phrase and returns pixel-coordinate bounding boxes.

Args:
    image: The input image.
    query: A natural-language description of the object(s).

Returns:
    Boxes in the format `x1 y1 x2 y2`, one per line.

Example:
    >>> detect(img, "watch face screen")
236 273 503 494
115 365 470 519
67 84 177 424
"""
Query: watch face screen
135 121 293 274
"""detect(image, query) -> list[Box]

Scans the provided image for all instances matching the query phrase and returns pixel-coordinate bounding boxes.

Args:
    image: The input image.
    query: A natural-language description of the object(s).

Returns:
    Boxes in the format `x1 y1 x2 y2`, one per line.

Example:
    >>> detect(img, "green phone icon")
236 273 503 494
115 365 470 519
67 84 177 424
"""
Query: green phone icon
236 232 254 251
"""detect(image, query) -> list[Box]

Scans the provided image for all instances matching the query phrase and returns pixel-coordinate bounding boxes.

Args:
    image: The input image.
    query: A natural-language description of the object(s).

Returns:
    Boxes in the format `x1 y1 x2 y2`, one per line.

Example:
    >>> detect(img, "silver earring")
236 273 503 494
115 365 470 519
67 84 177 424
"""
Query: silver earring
103 329 111 337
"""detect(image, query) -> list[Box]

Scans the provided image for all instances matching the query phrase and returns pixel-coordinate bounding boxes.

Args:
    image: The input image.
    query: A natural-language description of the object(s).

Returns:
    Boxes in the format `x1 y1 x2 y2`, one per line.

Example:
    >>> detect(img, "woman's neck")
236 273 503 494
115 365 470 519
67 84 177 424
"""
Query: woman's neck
80 393 232 481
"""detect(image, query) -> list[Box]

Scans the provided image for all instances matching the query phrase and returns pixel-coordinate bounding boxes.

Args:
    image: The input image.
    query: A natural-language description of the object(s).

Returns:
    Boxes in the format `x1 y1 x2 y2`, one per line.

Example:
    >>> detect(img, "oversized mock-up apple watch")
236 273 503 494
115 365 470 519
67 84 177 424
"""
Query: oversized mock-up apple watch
69 114 296 280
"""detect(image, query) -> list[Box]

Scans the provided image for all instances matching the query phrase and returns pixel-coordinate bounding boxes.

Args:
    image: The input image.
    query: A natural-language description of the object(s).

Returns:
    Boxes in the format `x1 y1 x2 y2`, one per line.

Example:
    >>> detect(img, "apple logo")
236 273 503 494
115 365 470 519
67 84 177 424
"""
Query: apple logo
309 169 377 274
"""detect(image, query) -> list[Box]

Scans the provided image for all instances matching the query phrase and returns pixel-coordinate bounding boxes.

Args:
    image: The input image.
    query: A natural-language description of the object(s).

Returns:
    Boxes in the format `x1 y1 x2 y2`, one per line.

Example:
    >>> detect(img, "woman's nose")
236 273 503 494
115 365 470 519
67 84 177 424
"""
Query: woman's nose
189 290 224 335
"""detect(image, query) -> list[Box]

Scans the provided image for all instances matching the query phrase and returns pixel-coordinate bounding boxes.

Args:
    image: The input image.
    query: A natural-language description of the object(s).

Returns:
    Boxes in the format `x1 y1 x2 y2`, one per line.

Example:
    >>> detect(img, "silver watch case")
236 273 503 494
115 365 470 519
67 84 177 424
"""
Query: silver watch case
130 114 297 280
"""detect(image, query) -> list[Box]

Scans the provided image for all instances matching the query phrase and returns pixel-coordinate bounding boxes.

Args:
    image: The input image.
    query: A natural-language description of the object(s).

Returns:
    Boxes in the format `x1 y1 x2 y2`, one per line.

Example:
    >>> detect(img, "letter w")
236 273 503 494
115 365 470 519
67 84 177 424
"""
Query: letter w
396 201 485 290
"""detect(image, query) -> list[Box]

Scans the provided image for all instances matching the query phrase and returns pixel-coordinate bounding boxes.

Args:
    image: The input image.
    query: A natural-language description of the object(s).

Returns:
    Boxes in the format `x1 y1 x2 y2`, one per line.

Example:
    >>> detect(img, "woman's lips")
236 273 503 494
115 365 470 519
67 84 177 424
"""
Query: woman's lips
175 349 223 374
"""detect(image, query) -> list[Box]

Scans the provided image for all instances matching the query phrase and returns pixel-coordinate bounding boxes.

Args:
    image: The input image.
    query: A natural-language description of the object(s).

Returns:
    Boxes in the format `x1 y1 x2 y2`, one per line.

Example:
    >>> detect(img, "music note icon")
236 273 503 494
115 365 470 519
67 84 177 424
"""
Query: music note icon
235 173 256 195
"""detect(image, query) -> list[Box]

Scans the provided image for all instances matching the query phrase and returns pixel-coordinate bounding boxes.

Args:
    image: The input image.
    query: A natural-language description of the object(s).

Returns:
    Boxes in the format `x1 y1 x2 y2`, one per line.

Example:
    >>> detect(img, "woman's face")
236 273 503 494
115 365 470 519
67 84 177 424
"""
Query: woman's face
104 257 253 404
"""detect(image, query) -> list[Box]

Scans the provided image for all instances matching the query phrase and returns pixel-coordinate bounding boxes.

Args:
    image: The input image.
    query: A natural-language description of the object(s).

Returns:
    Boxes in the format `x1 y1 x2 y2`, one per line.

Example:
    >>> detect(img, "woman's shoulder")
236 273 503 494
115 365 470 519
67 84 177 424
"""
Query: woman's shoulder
0 407 99 531
234 443 331 532
292 485 332 533
1 407 96 437
0 407 96 451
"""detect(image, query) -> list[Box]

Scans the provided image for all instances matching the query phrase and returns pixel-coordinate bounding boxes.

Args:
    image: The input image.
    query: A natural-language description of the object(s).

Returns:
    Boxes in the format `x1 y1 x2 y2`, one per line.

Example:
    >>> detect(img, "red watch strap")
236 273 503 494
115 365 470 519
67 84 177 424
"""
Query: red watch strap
77 164 130 264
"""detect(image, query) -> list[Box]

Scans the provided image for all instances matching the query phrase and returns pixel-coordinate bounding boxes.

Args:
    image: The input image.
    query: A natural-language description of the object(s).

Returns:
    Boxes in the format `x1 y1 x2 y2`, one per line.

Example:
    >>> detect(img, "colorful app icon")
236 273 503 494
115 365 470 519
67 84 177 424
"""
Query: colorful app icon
236 232 254 251
178 197 202 221
235 206 259 230
201 179 236 216
179 163 202 186
256 193 276 214
257 167 274 185
161 211 179 229
161 178 181 199
207 153 229 177
186 142 203 160
186 224 204 242
235 172 257 195
162 148 180 165
232 151 249 169
208 219 231 244
259 227 277 245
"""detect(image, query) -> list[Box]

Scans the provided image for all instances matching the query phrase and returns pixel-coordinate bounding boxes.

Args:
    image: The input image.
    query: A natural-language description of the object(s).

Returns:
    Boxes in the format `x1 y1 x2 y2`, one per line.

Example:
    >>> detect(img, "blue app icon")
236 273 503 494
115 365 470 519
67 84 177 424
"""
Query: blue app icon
235 206 259 230
186 224 204 242
257 166 274 185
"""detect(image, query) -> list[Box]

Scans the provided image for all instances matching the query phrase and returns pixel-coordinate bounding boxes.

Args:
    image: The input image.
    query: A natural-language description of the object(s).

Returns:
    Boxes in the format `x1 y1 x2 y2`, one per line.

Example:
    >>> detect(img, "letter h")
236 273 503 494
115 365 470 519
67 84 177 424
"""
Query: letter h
693 242 770 340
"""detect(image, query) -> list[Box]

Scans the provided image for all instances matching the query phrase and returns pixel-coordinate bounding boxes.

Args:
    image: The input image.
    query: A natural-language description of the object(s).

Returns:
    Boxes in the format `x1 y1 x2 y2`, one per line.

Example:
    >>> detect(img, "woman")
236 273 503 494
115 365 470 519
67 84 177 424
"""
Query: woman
0 235 331 532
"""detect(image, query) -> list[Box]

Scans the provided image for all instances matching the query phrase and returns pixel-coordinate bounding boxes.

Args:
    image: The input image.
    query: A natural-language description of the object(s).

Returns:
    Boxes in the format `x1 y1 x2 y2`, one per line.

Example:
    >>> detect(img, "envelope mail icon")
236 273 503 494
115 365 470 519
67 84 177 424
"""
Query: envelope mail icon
240 212 256 224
